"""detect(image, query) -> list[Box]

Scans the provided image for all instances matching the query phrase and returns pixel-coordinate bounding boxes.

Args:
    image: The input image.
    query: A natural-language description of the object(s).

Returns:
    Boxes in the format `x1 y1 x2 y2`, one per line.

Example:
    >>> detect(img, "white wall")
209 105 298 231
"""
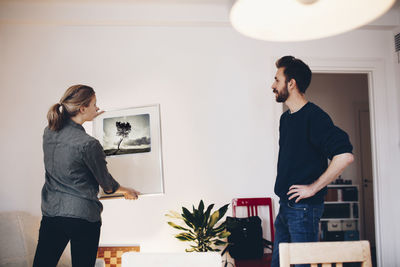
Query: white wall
391 24 400 266
1 1 399 266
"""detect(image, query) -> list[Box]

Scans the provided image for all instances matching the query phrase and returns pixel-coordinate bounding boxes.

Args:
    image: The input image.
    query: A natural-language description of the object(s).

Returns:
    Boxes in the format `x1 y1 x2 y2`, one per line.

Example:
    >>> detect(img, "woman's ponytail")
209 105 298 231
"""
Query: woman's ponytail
47 103 67 131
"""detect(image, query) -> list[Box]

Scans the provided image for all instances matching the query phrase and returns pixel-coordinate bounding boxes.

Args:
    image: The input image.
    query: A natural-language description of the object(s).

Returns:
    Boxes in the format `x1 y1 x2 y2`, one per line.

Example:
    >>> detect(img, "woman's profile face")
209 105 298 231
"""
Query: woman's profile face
84 95 100 122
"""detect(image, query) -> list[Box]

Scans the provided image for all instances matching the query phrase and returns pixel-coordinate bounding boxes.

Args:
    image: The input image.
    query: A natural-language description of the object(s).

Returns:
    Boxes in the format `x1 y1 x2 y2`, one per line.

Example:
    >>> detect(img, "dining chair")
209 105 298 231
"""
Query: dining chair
279 240 372 267
231 197 275 267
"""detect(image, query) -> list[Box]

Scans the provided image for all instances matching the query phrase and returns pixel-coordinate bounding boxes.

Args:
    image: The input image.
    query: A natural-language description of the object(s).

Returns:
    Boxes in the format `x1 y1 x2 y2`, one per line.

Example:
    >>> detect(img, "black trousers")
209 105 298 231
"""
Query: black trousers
33 216 101 267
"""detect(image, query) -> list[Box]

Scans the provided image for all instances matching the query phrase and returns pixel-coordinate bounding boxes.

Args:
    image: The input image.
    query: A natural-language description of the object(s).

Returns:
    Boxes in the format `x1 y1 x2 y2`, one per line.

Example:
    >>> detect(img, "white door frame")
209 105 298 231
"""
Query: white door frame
353 102 373 244
271 57 387 267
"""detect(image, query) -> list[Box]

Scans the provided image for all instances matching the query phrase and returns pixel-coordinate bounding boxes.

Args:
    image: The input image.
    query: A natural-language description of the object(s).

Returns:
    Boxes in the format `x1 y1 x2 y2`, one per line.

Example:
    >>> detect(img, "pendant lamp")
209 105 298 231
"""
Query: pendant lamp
230 0 395 42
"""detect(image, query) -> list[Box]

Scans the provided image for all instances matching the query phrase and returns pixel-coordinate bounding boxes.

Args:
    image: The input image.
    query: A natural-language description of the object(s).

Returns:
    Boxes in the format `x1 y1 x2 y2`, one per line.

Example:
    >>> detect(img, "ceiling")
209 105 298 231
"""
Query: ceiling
1 0 399 9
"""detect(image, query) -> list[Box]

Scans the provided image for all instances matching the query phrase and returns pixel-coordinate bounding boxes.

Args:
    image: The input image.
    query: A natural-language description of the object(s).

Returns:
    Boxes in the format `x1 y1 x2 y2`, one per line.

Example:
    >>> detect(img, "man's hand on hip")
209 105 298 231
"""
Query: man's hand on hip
287 184 317 203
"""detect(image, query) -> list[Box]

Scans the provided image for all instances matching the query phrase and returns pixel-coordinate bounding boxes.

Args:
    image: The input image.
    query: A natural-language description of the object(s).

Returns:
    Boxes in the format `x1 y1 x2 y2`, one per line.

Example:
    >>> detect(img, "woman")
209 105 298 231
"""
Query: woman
33 85 140 267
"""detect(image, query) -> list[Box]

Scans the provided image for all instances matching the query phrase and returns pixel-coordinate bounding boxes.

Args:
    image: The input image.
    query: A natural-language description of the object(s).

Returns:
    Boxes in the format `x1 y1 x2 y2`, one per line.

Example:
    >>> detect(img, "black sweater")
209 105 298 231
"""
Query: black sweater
275 102 353 204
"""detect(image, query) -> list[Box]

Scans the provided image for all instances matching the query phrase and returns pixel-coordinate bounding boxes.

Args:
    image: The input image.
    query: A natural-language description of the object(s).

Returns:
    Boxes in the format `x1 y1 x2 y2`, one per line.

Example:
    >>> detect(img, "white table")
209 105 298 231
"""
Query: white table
121 252 221 267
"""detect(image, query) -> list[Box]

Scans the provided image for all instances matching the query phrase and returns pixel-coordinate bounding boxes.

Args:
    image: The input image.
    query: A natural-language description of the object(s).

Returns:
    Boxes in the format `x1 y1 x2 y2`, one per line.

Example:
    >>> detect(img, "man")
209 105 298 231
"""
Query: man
270 56 354 267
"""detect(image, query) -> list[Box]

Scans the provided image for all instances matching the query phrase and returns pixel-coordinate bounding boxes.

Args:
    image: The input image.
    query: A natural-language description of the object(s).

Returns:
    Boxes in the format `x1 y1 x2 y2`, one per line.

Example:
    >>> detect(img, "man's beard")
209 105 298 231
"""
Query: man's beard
274 85 289 103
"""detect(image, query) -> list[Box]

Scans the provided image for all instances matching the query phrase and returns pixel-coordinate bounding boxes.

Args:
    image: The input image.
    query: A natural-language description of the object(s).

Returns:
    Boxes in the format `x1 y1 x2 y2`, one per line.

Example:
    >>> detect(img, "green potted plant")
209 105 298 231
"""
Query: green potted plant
166 200 230 252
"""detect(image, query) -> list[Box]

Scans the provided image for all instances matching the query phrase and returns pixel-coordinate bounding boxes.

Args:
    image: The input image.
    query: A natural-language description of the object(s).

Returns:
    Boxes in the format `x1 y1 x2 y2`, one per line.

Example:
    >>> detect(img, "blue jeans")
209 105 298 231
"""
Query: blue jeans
271 201 324 267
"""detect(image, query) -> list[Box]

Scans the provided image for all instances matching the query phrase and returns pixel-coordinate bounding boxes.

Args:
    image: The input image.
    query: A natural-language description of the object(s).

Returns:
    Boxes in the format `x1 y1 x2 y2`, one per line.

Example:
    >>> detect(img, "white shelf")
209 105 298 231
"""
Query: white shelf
324 201 358 204
320 218 359 221
327 184 359 188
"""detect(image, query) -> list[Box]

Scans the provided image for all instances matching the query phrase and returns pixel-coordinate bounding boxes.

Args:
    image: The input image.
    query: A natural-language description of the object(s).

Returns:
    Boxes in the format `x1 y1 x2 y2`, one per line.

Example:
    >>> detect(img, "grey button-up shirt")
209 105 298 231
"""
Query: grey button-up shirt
41 119 119 222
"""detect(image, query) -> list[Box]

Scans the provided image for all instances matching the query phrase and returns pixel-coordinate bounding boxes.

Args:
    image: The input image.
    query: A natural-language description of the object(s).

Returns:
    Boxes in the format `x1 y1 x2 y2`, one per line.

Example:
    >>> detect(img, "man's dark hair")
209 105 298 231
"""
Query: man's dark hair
275 56 312 94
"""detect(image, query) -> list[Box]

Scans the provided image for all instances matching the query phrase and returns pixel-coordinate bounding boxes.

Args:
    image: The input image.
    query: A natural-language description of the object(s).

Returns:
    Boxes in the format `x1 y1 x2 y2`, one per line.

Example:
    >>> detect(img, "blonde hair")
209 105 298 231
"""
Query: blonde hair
47 85 95 131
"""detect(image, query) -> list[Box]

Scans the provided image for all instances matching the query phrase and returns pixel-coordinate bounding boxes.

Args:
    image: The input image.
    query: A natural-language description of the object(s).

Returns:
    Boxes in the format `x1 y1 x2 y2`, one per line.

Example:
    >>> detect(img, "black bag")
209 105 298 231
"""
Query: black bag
224 216 273 260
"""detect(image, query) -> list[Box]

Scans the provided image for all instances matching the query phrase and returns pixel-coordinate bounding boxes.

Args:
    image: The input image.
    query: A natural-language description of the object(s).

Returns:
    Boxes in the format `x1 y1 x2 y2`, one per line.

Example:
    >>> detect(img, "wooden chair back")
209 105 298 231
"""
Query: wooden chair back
279 241 372 267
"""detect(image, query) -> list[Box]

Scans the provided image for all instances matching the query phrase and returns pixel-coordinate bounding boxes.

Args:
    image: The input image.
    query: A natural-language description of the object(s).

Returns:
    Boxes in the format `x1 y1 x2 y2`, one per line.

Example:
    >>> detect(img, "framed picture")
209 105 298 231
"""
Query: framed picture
93 104 164 198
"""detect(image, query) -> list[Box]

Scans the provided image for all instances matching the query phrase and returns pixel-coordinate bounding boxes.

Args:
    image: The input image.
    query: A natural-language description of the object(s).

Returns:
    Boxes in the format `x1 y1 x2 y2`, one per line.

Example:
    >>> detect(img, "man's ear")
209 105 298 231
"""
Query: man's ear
288 78 297 90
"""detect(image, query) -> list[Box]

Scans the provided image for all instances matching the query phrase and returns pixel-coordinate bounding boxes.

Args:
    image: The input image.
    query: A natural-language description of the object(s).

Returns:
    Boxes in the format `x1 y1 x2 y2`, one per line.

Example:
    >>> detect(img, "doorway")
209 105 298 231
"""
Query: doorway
300 73 376 265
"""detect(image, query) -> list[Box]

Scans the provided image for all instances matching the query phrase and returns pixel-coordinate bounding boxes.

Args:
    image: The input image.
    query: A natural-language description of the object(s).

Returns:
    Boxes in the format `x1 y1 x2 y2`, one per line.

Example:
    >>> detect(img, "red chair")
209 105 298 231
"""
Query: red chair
232 197 275 267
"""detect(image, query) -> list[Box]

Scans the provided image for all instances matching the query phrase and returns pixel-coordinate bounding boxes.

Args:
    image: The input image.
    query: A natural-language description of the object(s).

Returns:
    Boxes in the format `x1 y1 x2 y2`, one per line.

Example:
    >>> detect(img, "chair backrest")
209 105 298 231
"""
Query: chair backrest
232 197 274 242
121 252 221 267
279 240 372 267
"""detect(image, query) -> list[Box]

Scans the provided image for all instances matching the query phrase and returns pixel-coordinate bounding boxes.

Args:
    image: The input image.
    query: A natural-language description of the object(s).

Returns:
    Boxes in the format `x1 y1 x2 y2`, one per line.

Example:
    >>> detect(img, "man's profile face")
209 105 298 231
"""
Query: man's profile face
271 67 289 103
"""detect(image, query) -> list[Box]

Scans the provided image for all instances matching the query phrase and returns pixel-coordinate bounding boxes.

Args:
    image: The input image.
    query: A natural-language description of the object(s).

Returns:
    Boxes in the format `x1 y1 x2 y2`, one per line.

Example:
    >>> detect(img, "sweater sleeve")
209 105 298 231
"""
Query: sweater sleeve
309 110 353 160
83 139 120 194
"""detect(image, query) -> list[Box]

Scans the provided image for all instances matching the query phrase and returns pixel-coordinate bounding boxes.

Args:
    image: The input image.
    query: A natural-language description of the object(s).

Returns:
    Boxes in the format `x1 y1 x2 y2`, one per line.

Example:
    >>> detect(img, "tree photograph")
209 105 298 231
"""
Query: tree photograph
102 113 151 156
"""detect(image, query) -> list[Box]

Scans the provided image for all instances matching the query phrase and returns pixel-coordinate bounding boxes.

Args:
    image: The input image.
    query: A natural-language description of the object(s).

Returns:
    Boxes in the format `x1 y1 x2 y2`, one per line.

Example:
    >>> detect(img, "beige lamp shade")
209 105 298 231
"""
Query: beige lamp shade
230 0 395 42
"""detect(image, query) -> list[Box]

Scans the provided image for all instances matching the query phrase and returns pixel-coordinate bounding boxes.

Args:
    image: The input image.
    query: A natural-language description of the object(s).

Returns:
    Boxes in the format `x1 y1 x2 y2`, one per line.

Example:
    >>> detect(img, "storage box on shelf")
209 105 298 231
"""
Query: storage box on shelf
320 184 360 242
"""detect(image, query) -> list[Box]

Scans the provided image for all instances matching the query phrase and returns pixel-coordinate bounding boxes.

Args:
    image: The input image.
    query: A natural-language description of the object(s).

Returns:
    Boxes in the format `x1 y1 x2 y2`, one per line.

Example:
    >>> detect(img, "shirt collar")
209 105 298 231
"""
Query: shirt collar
288 101 310 115
66 119 86 132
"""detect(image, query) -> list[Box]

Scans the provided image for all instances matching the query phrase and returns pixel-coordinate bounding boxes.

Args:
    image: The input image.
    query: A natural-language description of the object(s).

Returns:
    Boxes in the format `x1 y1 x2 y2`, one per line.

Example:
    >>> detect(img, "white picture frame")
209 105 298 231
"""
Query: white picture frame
93 104 164 198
